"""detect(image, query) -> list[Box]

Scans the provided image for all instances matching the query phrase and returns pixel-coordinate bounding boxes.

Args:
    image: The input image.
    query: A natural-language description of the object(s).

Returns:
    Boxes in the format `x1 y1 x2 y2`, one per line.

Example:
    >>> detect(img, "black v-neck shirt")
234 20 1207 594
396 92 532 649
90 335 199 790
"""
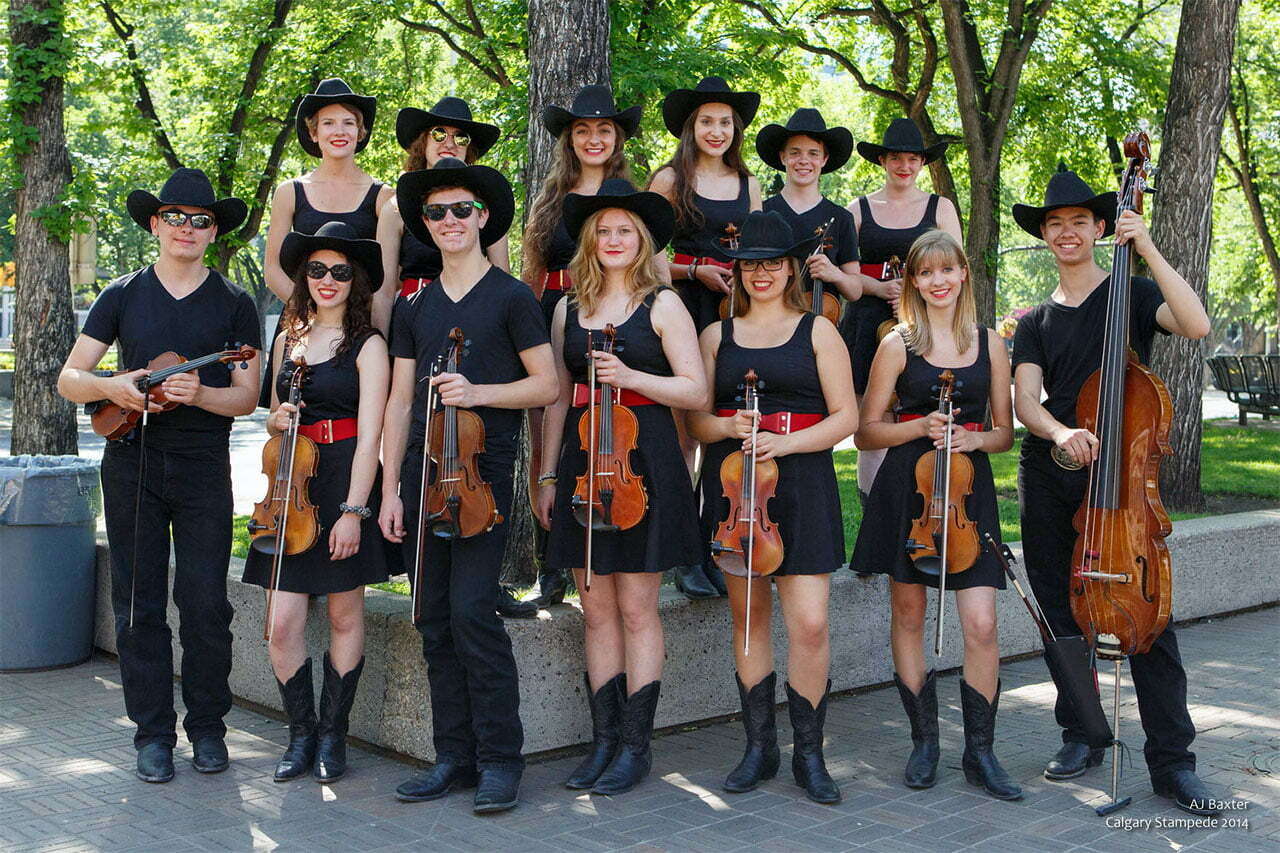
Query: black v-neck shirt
81 265 262 450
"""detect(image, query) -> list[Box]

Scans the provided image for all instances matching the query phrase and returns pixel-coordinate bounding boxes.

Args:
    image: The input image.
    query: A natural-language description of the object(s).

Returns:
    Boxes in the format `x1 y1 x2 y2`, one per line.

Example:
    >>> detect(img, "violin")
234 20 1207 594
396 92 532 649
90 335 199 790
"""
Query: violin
805 218 841 325
571 324 648 590
717 223 743 320
90 346 256 439
875 255 905 342
246 357 320 641
709 370 783 655
903 369 980 654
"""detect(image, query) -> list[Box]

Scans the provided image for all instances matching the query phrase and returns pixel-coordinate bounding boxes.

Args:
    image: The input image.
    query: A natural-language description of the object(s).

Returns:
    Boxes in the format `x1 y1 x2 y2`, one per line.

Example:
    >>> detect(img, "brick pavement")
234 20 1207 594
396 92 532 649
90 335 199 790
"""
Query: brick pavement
1 607 1276 852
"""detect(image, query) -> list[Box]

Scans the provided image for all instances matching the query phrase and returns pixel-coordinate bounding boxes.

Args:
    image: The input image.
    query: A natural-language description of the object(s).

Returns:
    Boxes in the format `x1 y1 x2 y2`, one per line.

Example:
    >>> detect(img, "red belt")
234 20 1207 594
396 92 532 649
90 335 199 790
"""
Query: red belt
673 254 733 273
297 418 358 444
543 270 573 292
572 384 657 407
860 262 901 281
897 413 983 432
716 409 823 435
401 277 432 298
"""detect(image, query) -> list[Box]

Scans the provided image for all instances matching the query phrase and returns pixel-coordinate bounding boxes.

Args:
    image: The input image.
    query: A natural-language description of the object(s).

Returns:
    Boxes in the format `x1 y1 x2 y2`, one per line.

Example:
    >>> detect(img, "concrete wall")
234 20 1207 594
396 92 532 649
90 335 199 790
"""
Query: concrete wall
93 509 1280 761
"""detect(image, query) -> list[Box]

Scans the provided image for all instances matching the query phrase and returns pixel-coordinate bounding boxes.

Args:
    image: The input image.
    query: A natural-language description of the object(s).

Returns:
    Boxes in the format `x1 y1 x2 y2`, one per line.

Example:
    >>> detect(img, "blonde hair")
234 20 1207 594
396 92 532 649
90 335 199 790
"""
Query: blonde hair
897 230 976 356
304 104 368 147
567 209 663 317
729 257 807 318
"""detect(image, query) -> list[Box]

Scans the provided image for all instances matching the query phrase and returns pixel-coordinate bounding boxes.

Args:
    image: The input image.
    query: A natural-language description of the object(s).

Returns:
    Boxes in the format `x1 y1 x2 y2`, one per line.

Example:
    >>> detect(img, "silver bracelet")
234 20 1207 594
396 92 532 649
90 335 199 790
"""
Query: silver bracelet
339 502 372 520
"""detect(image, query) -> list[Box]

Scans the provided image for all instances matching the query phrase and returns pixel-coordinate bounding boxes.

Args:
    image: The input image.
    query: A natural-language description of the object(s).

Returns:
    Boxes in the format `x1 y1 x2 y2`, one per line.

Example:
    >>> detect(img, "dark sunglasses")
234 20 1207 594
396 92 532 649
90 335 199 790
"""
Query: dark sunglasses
158 210 216 230
423 200 485 221
738 258 787 271
305 261 354 282
429 127 470 146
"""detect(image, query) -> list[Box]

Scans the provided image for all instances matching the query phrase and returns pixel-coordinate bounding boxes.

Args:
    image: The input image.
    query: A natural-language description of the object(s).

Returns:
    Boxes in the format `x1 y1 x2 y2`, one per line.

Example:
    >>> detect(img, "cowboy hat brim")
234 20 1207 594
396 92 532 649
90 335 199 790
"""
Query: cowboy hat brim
756 124 854 174
1012 192 1119 239
296 92 377 157
662 89 761 137
722 235 818 261
396 107 501 157
562 190 676 253
396 164 515 250
543 103 643 140
279 229 384 286
856 140 949 166
125 190 248 238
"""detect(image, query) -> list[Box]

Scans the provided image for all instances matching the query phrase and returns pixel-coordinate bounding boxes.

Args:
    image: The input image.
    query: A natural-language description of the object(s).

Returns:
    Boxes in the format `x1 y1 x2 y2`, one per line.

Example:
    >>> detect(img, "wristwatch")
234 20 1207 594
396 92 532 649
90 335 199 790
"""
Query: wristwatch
339 502 373 520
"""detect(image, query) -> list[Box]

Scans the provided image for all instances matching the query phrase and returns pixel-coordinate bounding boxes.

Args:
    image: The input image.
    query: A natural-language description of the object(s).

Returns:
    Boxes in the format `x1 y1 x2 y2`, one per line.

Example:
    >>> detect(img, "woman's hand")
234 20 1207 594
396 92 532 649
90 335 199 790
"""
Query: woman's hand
535 483 556 530
329 513 362 561
268 401 301 434
379 495 405 543
936 424 984 453
745 430 792 461
696 263 733 294
590 350 638 390
727 409 757 440
919 410 957 441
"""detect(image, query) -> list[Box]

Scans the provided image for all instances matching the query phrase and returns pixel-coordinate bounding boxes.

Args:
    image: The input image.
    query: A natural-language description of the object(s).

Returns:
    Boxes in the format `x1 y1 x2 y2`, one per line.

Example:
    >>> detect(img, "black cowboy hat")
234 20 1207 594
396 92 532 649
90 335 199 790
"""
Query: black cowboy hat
856 117 948 166
279 220 384 286
296 78 377 157
662 76 761 138
396 97 500 157
1012 163 1118 238
543 84 643 140
562 178 676 252
396 157 515 249
126 167 247 237
720 210 817 261
756 108 854 174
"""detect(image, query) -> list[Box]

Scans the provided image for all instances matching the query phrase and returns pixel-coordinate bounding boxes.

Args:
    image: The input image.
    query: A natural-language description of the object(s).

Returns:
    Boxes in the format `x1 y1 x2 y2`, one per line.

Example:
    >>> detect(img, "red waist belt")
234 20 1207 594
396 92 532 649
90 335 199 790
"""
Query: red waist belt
297 418 358 444
673 253 733 272
543 269 573 292
401 277 433 298
860 262 900 281
572 384 657 408
897 413 983 432
715 409 822 435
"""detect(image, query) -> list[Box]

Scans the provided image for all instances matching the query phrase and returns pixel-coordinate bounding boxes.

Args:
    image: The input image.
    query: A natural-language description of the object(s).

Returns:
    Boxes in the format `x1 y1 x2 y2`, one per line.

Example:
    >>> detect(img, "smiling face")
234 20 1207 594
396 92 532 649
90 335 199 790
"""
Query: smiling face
693 103 737 158
593 208 643 272
423 186 489 256
305 248 352 309
571 119 619 168
1041 206 1105 265
879 150 924 188
309 104 364 159
150 204 217 263
737 256 793 306
781 135 828 187
425 124 470 166
909 247 967 311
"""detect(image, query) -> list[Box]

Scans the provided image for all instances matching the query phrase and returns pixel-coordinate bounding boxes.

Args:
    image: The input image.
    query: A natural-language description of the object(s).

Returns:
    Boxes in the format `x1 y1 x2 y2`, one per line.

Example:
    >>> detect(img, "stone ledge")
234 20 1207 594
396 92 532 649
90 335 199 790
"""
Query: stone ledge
93 508 1280 761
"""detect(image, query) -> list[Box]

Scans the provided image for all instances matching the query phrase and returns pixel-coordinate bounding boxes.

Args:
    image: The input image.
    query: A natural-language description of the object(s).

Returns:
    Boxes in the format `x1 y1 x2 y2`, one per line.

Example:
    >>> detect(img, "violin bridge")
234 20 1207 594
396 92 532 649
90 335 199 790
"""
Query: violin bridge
1077 570 1131 583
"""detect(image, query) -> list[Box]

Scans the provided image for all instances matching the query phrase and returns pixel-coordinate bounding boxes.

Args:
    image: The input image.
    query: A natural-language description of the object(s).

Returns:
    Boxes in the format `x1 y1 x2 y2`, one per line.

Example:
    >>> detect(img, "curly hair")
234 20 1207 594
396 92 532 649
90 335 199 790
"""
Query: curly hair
648 107 750 232
282 252 375 361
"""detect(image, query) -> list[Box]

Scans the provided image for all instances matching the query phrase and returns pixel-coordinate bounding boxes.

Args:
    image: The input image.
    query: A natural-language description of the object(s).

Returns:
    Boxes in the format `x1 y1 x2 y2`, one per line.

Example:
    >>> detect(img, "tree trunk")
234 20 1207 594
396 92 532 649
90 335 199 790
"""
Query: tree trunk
1149 0 1240 512
964 153 1000 325
503 0 611 583
9 0 78 456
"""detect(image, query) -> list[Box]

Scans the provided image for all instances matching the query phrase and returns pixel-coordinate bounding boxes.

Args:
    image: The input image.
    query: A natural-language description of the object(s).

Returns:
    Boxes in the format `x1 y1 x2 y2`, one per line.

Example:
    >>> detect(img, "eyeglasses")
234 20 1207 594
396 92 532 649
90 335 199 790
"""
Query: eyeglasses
423 200 485 221
738 258 787 271
429 127 470 147
305 261 354 282
158 210 216 230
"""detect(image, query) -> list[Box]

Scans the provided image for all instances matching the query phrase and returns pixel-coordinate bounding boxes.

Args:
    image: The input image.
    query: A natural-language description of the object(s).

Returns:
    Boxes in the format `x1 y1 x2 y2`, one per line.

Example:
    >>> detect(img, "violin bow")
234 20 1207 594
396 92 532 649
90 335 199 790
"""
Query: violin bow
743 374 761 657
413 354 444 627
264 357 307 642
933 375 955 657
584 331 598 592
127 389 150 632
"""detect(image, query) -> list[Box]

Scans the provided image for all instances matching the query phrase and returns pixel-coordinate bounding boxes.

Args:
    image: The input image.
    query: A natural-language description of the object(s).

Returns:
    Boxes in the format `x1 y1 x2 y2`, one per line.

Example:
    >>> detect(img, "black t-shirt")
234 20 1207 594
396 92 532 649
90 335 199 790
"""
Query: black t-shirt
389 266 548 471
1012 274 1169 454
81 265 262 450
762 195 858 288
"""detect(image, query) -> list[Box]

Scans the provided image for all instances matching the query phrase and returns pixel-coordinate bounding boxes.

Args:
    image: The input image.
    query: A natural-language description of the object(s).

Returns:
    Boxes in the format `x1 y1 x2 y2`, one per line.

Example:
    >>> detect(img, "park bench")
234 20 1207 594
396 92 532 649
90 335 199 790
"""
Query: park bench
1206 354 1280 424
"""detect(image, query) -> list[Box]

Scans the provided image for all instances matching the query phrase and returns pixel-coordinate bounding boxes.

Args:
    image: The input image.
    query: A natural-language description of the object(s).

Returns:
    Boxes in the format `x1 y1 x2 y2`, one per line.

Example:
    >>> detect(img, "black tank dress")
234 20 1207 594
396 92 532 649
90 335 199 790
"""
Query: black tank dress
849 328 1005 589
671 175 751 333
538 218 577 330
546 292 702 574
841 194 939 395
244 332 388 594
700 313 845 576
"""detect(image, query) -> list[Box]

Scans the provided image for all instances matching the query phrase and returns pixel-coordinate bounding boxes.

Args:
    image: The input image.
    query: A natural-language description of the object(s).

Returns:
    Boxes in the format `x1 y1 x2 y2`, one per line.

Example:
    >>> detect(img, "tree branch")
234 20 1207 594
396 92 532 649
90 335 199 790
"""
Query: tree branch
397 15 509 86
99 0 181 170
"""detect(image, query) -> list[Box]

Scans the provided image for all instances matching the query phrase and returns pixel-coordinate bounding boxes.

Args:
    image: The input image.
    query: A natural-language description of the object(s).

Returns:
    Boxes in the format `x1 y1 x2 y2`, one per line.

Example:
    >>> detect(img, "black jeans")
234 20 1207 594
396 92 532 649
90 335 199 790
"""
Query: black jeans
400 449 524 771
1018 448 1196 781
100 440 235 750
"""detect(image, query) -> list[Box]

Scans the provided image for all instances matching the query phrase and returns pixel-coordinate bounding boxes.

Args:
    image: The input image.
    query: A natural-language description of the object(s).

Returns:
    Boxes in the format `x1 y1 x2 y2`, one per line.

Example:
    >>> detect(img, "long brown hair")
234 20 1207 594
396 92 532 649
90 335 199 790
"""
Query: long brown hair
567 209 664 317
283 251 375 361
649 106 750 231
524 122 632 266
729 257 806 318
897 230 976 356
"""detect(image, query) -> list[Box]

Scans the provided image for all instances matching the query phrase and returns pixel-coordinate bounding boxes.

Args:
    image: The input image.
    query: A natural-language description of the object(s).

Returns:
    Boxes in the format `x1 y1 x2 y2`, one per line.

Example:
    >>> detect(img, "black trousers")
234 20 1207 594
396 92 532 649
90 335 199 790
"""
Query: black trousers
400 450 524 771
100 440 235 750
1018 448 1196 781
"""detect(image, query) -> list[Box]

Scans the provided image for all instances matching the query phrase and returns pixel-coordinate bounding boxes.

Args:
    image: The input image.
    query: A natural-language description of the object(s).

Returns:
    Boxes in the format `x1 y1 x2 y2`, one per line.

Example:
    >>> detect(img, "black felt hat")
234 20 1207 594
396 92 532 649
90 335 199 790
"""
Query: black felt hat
543 85 643 140
856 117 948 165
396 157 515 249
720 210 817 261
562 179 676 252
125 168 247 237
662 76 761 138
296 78 377 157
756 108 853 174
396 97 500 157
279 221 383 285
1012 163 1118 238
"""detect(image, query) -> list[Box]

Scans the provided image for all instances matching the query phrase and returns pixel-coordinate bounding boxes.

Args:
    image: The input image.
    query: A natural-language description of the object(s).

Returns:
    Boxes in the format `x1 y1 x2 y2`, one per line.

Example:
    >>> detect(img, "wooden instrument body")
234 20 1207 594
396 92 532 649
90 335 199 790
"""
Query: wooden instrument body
711 450 784 576
875 256 906 343
91 347 254 439
812 288 840 325
249 432 321 556
572 400 648 530
425 405 502 539
907 449 981 574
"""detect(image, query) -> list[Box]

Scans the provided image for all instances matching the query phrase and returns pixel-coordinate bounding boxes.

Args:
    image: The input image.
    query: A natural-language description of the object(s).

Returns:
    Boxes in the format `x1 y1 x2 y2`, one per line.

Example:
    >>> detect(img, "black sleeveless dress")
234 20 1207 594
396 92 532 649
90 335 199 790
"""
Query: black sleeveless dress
849 328 1004 589
538 218 577 330
546 292 702 574
700 313 844 576
841 194 939 395
671 175 751 332
244 332 388 594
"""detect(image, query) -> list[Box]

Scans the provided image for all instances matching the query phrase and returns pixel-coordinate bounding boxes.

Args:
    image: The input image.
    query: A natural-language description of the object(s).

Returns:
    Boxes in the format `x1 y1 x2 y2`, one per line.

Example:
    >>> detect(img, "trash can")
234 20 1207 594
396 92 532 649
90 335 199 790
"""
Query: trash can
0 455 102 671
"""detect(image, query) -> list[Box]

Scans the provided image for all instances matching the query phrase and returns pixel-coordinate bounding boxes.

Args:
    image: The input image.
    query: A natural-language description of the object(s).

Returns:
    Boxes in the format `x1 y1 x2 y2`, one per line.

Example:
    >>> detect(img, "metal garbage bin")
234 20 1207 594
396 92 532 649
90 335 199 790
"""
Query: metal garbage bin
0 455 103 670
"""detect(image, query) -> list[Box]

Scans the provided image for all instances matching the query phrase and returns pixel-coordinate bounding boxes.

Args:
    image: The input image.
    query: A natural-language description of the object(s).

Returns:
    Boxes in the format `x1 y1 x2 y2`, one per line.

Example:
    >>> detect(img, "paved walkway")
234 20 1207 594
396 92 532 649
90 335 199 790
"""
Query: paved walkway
2 607 1276 852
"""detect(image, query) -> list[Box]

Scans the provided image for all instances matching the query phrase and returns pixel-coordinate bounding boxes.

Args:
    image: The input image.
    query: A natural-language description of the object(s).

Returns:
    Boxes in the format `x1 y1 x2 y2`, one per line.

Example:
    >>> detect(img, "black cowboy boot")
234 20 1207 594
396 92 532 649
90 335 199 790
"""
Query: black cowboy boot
395 760 479 802
673 564 719 600
786 680 841 804
702 560 728 596
724 672 780 793
497 586 538 619
273 659 317 782
960 679 1022 801
1044 741 1104 781
591 680 660 795
532 568 568 607
314 653 364 783
566 673 626 789
894 670 940 788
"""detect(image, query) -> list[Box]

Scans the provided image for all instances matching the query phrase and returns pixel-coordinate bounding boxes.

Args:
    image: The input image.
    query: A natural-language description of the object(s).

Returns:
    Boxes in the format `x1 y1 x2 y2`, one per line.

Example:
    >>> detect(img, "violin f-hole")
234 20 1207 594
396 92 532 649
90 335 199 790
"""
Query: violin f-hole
1136 555 1155 603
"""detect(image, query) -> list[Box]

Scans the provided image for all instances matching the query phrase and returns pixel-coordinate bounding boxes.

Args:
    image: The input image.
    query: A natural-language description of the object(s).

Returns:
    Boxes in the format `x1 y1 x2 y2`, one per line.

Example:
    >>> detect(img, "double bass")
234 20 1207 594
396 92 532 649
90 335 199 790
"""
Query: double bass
1066 129 1172 817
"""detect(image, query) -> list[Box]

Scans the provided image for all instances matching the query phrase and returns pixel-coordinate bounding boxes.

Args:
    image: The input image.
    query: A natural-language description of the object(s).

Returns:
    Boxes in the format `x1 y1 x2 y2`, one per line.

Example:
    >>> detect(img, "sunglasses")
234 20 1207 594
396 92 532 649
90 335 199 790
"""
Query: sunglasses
158 210 216 230
429 127 470 147
423 200 485 221
738 258 787 271
305 261 354 282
